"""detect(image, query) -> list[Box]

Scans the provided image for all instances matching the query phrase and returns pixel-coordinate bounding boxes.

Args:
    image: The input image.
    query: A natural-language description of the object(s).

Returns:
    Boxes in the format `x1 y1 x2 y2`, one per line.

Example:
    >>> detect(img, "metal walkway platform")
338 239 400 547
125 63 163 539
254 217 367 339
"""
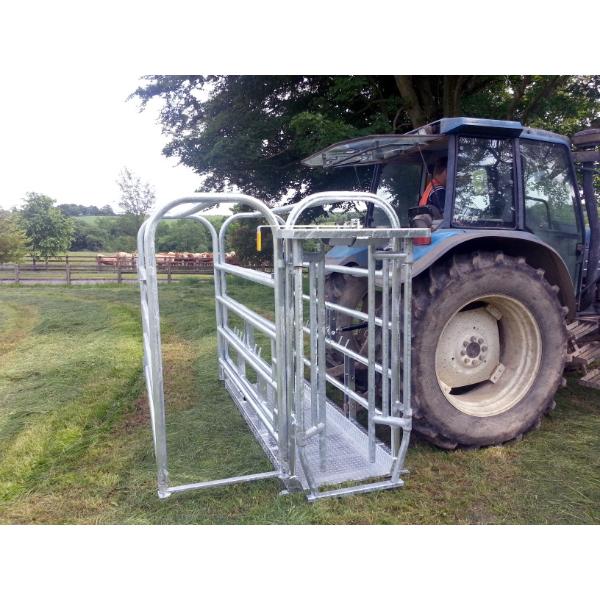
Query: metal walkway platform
226 371 395 491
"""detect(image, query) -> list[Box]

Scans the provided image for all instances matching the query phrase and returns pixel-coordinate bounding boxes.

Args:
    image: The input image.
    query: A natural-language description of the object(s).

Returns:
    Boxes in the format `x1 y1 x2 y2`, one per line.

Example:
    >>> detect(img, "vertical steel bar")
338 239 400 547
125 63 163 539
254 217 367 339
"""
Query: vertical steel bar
283 238 296 477
141 222 170 497
390 238 401 456
316 254 327 470
309 259 318 426
367 243 376 462
343 353 350 416
292 240 305 432
292 239 311 485
271 234 289 474
402 237 413 424
270 338 277 418
216 225 230 371
348 358 356 422
391 237 412 481
381 257 390 418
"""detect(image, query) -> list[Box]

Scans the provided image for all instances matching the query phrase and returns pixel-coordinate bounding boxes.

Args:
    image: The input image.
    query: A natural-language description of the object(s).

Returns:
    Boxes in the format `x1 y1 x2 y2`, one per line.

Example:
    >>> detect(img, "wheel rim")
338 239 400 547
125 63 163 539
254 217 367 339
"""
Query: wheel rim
434 295 542 417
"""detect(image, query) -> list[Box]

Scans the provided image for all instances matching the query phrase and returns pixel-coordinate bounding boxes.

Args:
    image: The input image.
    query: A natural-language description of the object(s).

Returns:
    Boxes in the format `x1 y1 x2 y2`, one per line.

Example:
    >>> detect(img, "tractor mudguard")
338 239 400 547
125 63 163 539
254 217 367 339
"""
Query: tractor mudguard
325 229 577 318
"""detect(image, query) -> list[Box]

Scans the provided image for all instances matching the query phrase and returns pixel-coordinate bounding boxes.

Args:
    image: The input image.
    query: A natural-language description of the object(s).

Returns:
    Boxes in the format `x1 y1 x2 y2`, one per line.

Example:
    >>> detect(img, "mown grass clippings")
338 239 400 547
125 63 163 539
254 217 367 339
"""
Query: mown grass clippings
1 283 599 524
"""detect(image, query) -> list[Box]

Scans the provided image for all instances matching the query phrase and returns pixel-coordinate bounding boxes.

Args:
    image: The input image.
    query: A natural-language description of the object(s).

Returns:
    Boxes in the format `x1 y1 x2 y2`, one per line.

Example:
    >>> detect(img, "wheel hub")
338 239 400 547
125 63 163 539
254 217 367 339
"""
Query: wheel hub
434 295 542 417
436 307 500 389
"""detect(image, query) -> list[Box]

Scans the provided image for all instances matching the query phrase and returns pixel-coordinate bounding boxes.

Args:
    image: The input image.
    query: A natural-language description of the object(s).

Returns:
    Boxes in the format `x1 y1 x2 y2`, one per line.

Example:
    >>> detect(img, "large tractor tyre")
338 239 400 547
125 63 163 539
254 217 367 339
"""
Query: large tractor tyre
412 251 568 449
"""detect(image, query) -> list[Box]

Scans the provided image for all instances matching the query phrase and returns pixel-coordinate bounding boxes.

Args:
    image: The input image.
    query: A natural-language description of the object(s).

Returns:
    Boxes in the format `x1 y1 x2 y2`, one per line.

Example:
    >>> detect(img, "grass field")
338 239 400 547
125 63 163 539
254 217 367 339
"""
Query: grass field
1 282 600 524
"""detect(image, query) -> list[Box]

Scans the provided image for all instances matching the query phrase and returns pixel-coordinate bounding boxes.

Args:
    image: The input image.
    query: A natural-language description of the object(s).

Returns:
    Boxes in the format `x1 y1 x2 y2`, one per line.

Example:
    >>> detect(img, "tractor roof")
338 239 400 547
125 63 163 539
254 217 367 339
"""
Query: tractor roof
302 117 570 168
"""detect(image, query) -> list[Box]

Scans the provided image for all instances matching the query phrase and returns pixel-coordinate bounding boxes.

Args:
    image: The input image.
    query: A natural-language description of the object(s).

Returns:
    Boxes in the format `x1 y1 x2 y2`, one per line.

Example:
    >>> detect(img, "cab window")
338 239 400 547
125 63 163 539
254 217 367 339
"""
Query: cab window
521 140 579 234
372 161 422 227
453 137 515 228
520 139 581 280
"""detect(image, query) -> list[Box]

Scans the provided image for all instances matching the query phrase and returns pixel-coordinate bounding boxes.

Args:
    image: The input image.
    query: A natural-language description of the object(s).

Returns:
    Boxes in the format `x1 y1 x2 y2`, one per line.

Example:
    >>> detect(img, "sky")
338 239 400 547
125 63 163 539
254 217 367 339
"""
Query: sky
0 3 590 221
0 71 212 213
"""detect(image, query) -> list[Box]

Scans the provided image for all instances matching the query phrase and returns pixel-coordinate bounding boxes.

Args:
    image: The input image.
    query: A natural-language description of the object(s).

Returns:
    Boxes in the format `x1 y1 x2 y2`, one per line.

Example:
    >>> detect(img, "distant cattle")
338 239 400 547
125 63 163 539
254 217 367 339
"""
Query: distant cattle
96 252 135 267
96 251 238 269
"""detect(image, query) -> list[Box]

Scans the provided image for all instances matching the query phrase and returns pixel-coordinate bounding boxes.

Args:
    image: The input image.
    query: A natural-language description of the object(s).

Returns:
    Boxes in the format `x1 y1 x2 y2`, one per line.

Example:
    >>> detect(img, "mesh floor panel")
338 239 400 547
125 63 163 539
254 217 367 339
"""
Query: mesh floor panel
225 369 393 491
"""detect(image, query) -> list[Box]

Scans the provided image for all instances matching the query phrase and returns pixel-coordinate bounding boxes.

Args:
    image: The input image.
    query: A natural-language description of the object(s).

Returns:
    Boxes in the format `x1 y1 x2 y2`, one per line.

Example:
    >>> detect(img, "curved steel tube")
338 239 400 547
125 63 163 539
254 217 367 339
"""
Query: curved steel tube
285 191 401 229
138 193 288 497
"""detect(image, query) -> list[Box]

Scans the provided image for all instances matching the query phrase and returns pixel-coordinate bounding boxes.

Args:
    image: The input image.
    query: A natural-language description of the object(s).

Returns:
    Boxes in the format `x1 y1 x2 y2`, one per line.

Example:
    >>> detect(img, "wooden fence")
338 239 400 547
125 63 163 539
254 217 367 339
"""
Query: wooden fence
0 256 272 285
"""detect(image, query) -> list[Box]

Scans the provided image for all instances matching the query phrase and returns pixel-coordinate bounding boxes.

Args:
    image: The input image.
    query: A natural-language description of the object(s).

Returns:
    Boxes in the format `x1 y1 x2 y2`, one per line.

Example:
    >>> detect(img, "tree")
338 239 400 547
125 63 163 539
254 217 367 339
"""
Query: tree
58 203 115 217
156 219 211 252
70 220 108 251
226 214 273 267
19 193 74 260
116 167 155 225
0 210 28 263
130 76 600 205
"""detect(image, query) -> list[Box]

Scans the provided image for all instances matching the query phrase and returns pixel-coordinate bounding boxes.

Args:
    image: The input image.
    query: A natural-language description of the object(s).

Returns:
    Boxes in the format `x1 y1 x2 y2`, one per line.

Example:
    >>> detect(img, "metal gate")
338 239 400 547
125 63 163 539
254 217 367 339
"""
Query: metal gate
137 192 429 501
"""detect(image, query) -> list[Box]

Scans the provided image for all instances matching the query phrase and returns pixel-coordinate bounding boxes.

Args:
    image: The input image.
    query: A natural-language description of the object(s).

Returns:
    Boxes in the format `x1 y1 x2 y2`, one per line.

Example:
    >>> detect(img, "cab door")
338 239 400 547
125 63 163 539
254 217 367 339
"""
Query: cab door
519 139 584 285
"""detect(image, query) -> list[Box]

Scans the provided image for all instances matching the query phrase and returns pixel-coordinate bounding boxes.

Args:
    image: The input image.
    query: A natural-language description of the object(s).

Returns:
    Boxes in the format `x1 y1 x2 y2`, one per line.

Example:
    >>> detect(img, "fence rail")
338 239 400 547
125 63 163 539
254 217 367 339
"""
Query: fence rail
0 260 272 284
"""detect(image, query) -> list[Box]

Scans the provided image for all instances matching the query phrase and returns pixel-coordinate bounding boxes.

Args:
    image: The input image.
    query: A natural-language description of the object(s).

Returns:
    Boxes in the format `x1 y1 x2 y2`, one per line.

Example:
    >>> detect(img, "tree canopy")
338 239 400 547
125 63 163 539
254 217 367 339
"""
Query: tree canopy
0 210 28 263
131 75 600 203
18 193 74 259
156 219 212 253
58 203 115 217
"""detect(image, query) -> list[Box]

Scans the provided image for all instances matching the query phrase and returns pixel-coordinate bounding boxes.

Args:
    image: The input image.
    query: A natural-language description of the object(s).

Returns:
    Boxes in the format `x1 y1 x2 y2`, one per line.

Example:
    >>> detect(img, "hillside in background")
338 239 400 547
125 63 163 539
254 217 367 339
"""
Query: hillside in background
70 214 226 253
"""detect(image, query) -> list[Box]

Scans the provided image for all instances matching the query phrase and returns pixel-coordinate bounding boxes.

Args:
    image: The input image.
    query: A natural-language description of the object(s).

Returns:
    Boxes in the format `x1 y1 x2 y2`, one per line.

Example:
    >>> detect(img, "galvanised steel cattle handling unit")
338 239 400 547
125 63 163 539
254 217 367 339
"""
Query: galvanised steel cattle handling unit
138 117 600 501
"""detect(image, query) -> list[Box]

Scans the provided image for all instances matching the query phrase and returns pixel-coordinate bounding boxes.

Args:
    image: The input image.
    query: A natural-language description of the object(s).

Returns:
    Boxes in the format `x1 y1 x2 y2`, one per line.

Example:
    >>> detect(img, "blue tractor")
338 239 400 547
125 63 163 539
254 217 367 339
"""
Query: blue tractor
302 117 600 449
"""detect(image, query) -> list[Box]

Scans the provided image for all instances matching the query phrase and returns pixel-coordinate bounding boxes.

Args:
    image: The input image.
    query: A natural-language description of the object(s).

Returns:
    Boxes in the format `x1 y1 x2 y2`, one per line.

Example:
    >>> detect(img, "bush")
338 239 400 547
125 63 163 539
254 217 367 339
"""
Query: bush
0 210 28 263
70 221 108 251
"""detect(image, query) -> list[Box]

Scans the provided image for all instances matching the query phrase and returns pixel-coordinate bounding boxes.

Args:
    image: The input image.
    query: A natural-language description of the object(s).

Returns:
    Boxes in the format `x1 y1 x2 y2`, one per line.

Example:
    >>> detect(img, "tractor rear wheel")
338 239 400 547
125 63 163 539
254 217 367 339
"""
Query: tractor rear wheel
412 251 567 448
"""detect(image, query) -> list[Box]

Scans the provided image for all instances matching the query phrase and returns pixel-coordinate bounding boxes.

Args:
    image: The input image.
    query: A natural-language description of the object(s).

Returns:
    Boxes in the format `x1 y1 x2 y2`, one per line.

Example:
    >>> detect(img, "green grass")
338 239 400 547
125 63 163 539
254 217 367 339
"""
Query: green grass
73 216 115 224
1 282 599 524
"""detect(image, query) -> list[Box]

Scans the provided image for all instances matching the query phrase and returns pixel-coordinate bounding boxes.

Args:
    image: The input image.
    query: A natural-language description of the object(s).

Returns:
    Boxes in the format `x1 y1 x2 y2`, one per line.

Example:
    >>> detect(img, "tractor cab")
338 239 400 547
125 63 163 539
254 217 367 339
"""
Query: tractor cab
302 117 600 448
302 116 596 314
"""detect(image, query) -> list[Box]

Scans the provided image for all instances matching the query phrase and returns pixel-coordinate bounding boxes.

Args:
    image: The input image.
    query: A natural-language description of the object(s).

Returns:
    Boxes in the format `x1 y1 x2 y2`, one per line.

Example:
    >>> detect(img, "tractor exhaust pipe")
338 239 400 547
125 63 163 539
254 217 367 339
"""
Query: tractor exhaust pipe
572 125 600 309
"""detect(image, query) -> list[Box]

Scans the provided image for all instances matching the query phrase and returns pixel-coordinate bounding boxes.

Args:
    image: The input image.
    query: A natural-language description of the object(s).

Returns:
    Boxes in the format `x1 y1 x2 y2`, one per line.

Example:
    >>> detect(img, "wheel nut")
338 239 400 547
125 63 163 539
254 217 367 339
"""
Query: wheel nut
481 345 487 352
460 350 466 356
471 336 477 342
463 357 469 365
463 340 469 347
478 338 484 344
472 359 480 367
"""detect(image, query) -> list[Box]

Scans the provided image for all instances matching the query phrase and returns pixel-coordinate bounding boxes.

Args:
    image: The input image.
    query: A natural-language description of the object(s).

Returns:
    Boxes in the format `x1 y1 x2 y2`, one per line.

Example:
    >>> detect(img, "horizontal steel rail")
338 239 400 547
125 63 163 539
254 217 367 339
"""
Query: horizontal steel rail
215 262 275 288
301 293 390 329
278 227 428 239
216 294 276 339
165 471 280 498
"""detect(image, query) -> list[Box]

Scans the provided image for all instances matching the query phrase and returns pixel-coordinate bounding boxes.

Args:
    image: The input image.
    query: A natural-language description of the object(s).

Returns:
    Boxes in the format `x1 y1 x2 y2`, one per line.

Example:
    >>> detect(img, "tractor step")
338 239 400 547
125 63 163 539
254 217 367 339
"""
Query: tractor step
571 341 600 367
580 368 600 391
568 318 600 342
567 318 600 388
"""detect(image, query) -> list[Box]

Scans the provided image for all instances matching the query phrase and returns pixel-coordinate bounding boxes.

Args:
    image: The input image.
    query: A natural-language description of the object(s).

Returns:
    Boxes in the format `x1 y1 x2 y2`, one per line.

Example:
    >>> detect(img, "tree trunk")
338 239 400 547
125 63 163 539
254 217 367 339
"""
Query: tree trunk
393 76 497 128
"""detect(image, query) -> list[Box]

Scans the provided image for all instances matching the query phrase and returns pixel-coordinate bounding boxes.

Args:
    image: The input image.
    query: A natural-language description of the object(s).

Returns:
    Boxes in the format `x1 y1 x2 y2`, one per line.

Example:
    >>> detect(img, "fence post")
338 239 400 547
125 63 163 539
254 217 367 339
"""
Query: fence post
167 262 172 283
117 266 123 284
65 255 69 265
65 263 71 285
15 264 20 284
